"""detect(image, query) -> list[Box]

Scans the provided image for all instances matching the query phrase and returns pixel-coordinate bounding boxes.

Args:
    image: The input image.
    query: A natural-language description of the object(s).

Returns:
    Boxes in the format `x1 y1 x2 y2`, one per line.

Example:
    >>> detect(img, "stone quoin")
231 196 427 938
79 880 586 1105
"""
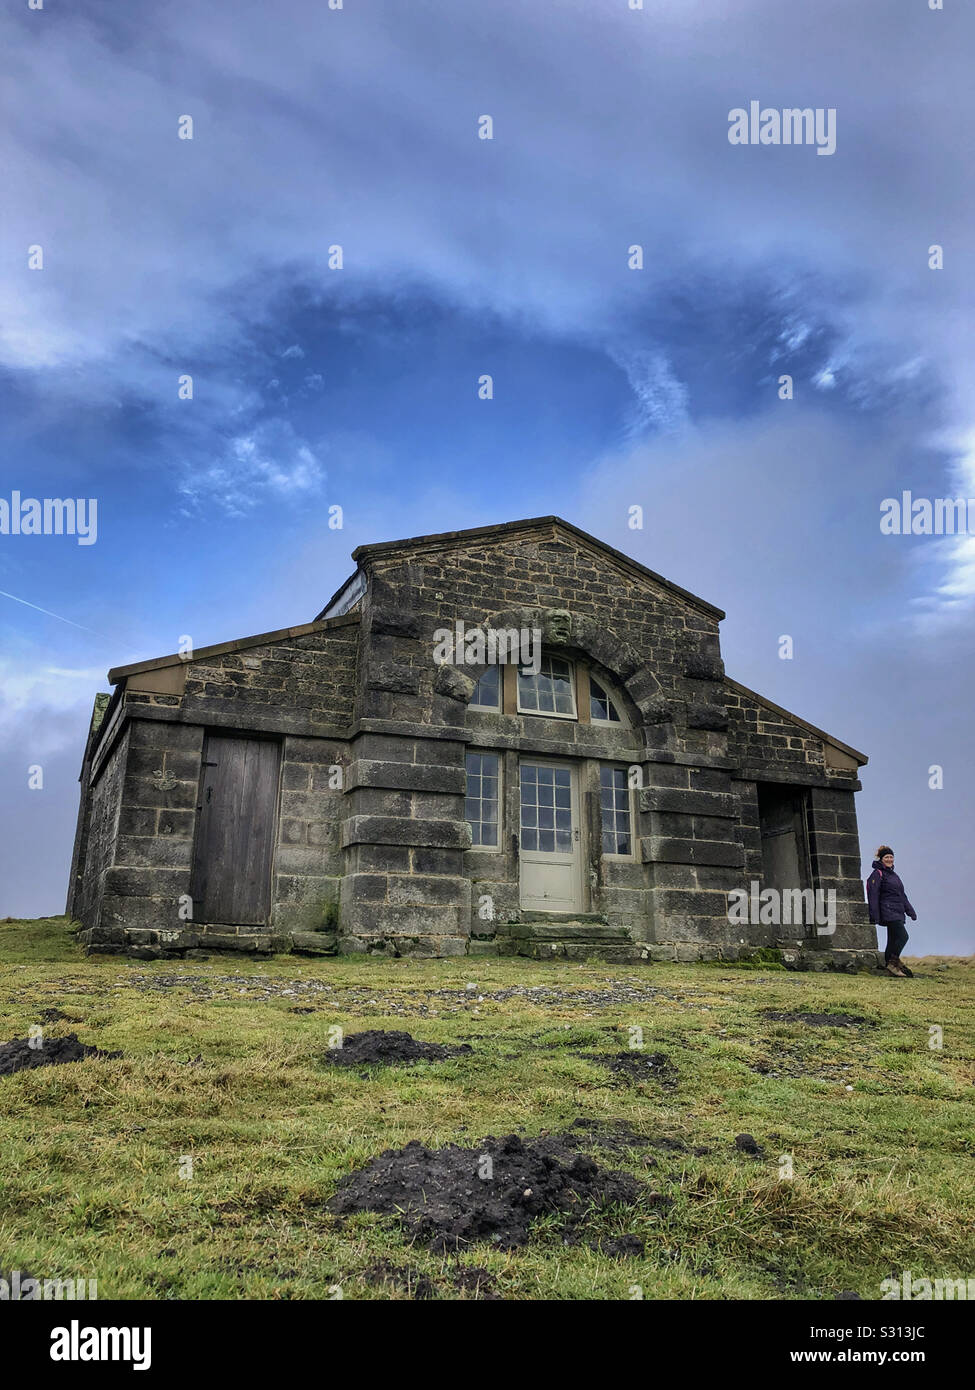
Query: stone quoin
67 517 877 968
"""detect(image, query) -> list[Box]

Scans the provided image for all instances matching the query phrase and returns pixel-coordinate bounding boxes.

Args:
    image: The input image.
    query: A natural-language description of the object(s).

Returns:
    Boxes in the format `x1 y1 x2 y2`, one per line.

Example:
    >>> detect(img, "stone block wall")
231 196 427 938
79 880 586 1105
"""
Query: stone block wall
340 732 472 956
71 722 130 934
96 717 204 948
805 785 874 946
272 736 349 933
182 620 358 735
354 530 727 758
639 762 748 952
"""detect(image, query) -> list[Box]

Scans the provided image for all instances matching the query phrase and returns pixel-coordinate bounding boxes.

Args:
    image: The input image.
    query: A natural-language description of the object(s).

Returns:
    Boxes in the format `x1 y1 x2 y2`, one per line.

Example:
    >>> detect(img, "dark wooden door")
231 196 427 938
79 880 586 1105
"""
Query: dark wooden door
190 734 281 925
758 785 811 894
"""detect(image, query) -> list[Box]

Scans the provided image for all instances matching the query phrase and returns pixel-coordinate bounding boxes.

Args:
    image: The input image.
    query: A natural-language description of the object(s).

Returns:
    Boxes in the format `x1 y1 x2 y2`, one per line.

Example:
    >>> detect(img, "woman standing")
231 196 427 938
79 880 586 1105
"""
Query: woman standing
866 846 917 978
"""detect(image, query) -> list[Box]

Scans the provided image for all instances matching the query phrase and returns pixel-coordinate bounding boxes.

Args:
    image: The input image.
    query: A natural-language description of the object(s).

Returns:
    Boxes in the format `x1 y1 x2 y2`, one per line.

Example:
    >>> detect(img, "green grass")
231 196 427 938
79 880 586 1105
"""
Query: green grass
1 916 972 1300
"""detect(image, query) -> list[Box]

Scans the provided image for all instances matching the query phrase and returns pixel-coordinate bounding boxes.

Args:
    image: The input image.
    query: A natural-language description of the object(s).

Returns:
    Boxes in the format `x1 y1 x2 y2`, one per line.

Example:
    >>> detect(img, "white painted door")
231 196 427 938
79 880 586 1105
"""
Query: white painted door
519 761 583 912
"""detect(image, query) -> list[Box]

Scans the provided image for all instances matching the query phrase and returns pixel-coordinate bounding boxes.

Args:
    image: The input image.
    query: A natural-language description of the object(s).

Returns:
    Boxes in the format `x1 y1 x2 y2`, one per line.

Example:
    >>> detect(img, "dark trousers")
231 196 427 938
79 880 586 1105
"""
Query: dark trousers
883 919 909 963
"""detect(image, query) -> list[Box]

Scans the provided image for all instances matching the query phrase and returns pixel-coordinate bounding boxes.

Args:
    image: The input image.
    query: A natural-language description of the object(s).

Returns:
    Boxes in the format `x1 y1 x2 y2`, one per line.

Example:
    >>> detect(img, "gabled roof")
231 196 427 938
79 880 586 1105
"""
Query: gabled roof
315 515 725 621
106 615 357 684
725 676 868 766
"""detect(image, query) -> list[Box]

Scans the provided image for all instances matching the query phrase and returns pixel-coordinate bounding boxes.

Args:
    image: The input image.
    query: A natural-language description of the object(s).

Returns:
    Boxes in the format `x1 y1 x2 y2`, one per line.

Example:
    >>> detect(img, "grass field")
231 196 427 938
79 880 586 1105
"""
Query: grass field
1 917 972 1300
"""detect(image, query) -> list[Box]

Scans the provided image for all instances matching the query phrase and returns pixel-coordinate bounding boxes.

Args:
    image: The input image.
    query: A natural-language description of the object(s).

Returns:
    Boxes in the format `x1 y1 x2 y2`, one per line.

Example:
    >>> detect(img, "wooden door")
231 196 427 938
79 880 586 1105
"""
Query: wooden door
190 734 281 926
758 785 811 894
518 760 584 912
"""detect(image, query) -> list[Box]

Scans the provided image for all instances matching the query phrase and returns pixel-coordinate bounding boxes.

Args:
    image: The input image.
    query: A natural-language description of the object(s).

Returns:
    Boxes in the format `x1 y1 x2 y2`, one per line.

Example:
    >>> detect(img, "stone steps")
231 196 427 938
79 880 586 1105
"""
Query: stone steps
494 918 640 962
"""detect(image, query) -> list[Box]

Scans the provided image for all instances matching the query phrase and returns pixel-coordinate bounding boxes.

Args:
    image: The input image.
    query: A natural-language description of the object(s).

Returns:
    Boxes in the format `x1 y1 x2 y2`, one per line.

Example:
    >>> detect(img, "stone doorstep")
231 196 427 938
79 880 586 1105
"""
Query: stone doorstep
290 930 339 956
518 910 609 924
499 922 632 942
500 941 643 963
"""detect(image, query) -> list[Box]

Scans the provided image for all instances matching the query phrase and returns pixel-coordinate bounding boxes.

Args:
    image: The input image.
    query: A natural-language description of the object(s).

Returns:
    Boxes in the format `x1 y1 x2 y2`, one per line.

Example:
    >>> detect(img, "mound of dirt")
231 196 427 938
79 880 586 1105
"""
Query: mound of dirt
0 1033 122 1077
586 1050 678 1087
734 1133 766 1158
764 1010 870 1027
322 1030 473 1068
329 1131 644 1252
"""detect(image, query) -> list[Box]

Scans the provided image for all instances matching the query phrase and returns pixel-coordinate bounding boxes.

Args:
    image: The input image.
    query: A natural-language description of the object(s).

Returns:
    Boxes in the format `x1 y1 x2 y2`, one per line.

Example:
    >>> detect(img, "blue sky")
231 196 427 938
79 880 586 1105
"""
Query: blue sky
1 0 972 953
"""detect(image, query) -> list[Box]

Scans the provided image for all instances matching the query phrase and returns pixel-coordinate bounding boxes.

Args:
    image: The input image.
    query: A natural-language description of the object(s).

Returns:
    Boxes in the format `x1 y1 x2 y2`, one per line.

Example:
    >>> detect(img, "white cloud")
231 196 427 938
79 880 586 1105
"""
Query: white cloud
608 347 689 440
178 418 326 514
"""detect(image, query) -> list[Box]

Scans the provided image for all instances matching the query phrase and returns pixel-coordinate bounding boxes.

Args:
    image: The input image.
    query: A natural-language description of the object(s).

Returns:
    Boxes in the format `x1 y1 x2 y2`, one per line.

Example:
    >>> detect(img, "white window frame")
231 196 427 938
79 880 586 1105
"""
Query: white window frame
516 654 577 720
588 672 626 726
598 763 638 860
465 749 503 852
469 666 502 711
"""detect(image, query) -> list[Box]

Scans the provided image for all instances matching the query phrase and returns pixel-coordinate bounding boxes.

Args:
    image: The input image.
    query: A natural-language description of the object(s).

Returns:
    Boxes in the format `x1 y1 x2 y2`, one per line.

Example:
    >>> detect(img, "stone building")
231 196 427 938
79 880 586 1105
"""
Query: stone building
67 517 878 968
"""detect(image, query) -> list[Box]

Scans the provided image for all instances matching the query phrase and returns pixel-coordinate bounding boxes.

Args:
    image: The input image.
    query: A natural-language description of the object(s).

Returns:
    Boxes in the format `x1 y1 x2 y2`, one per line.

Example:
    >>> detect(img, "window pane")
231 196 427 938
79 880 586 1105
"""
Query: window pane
518 655 576 716
590 676 622 723
465 751 500 848
471 666 501 709
599 765 632 857
521 762 576 854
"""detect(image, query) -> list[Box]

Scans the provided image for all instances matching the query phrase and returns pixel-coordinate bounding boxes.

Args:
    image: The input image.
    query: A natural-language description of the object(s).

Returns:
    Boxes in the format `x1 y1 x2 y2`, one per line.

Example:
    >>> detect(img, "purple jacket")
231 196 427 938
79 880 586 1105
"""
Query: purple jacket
866 859 916 924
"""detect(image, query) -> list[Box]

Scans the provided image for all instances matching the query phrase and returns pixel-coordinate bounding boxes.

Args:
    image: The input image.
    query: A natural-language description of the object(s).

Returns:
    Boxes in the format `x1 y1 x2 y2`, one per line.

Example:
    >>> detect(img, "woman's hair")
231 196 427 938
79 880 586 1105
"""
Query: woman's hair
875 844 894 859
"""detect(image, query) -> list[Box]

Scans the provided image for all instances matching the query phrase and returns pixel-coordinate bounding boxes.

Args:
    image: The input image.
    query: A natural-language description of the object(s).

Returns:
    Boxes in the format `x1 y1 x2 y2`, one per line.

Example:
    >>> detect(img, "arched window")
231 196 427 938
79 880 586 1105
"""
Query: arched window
589 675 622 724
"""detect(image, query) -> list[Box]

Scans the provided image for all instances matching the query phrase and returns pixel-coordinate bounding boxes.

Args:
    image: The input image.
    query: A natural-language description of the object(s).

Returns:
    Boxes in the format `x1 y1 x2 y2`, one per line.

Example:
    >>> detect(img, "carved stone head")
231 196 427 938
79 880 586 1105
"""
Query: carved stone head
542 608 572 646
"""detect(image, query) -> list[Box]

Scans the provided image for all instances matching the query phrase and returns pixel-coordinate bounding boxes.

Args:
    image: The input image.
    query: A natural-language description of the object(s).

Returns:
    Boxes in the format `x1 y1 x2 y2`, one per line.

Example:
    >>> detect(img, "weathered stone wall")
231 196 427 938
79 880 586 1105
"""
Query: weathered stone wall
182 620 358 735
94 717 203 952
340 732 471 956
805 785 874 944
727 684 833 780
273 735 349 934
73 722 130 933
355 532 725 745
637 762 745 956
